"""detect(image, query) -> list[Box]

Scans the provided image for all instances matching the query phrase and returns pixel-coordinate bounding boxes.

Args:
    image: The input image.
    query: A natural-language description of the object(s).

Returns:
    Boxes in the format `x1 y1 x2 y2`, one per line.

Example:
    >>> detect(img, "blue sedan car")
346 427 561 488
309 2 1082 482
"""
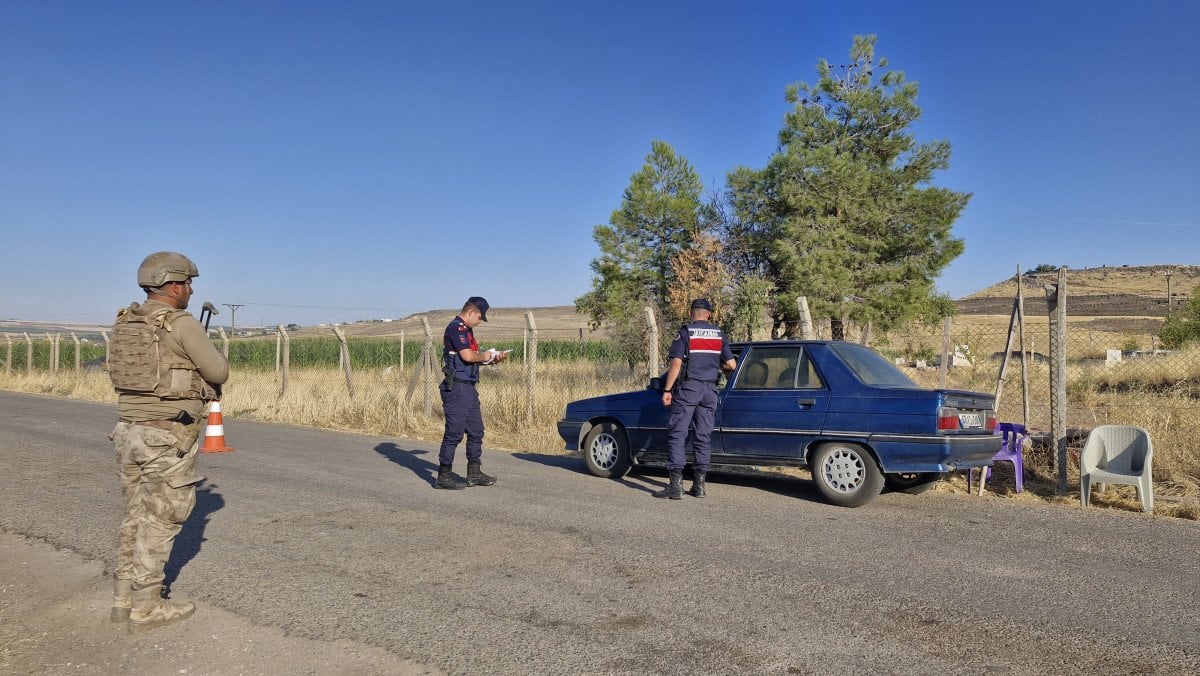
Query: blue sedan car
557 340 1001 507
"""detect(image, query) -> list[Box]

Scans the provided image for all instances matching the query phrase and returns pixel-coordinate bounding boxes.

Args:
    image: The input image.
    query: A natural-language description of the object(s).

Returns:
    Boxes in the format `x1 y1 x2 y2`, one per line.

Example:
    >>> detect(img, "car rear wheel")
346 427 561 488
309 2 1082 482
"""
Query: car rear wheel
884 472 940 494
582 422 632 479
811 443 884 507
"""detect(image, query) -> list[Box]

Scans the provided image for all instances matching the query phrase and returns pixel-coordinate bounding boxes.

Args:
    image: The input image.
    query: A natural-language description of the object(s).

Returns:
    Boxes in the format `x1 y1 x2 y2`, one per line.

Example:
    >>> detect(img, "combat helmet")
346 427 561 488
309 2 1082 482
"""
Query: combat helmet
137 251 199 288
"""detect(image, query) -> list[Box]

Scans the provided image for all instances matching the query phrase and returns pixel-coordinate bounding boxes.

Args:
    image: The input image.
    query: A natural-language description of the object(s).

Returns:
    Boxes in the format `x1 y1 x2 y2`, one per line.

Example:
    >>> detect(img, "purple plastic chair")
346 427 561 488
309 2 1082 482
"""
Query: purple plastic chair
969 422 1028 494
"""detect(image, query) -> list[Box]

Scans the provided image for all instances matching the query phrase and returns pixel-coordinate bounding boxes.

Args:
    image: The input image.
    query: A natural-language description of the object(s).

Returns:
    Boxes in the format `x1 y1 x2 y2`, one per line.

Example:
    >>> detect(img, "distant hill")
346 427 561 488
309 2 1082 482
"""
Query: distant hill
954 265 1199 317
6 265 1195 340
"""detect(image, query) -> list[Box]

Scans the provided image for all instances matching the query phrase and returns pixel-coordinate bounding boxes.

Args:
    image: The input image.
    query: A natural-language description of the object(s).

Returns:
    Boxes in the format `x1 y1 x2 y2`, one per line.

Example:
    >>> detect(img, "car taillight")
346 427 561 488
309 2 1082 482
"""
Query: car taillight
937 406 959 430
985 410 997 430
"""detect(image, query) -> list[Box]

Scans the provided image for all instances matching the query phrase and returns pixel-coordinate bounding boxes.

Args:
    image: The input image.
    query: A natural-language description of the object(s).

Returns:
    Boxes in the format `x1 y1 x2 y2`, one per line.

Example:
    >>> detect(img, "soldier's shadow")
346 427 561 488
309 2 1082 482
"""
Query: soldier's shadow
374 442 438 487
163 480 224 597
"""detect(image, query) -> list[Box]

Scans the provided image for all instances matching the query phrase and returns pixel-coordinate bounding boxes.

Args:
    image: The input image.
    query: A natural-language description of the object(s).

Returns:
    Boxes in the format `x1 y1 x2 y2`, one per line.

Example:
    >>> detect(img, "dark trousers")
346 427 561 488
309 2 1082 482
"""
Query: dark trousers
439 382 484 466
666 380 718 472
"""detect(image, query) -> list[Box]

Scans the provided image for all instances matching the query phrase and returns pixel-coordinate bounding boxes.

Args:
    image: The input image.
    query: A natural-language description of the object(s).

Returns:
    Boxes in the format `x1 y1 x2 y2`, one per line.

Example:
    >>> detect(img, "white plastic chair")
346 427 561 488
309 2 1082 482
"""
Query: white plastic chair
1079 425 1154 512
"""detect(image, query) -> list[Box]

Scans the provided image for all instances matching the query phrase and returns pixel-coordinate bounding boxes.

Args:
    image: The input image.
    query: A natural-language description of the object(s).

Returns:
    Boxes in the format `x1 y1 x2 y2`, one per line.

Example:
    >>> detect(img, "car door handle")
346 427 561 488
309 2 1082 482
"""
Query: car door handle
797 398 816 407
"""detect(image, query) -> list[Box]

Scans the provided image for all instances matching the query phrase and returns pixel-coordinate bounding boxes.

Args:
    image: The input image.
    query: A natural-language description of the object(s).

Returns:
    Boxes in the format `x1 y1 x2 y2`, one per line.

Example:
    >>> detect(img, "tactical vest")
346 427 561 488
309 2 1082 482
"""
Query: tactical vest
108 304 212 400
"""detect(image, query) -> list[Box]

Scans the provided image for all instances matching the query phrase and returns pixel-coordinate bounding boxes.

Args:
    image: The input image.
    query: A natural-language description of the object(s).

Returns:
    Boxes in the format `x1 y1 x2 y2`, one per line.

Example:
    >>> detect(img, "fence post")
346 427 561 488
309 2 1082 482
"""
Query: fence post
578 327 584 357
525 311 538 426
938 318 951 388
332 324 354 399
4 334 11 375
644 307 659 379
796 297 815 340
71 333 81 375
23 333 33 374
1016 265 1030 429
218 327 230 358
45 333 55 373
277 325 290 398
859 321 873 346
421 317 434 417
399 330 405 373
101 330 109 367
994 299 1020 408
1045 268 1068 493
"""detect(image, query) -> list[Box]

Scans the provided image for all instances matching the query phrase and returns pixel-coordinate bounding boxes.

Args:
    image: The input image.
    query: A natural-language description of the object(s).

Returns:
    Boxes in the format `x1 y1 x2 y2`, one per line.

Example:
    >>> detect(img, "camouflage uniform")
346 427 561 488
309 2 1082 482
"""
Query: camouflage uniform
108 253 228 632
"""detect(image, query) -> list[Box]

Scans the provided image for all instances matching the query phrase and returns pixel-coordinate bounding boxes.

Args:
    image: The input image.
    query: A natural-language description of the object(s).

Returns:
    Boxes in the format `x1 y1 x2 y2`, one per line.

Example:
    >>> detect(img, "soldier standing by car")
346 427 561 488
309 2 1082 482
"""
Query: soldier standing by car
107 252 228 633
660 299 736 499
435 296 509 490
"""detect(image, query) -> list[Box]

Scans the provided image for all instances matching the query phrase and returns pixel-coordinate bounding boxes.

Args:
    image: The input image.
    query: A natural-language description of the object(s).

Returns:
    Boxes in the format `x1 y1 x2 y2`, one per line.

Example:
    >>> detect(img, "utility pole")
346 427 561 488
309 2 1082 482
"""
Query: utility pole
223 303 245 335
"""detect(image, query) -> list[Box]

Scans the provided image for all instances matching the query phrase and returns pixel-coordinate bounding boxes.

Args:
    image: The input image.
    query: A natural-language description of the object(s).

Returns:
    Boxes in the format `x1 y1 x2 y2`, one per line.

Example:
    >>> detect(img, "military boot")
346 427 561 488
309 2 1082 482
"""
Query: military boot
435 464 468 490
466 460 496 487
656 471 684 500
689 470 707 498
127 585 195 634
110 579 132 622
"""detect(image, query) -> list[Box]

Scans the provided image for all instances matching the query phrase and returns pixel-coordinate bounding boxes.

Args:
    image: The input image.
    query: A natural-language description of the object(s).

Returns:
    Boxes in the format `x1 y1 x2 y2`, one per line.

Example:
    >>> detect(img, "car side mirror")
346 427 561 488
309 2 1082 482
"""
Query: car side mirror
648 376 663 391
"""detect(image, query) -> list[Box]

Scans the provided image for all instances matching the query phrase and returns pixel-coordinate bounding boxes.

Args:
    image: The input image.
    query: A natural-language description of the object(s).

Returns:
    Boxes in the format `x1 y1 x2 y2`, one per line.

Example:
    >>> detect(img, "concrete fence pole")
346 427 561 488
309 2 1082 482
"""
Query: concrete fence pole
796 297 815 340
24 333 33 375
44 333 55 373
644 307 659 379
421 317 434 417
1045 268 1069 493
72 333 81 375
4 334 11 375
218 327 230 358
332 324 354 399
276 325 290 398
101 331 109 367
1016 265 1030 429
525 311 538 426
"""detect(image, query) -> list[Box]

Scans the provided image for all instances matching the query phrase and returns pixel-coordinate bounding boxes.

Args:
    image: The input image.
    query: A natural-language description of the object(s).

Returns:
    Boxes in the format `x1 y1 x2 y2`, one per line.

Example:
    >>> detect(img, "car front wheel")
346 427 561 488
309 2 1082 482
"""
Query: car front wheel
811 443 884 507
581 422 632 479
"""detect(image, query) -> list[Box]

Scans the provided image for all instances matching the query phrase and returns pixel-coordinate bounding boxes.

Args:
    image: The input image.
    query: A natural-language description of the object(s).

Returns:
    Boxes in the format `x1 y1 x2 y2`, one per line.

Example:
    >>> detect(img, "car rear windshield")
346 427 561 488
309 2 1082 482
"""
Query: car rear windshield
829 343 919 388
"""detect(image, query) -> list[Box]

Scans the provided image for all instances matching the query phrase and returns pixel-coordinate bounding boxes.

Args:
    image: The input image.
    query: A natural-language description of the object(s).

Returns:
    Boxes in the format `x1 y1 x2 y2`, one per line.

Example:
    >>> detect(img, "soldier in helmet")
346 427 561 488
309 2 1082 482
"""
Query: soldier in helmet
107 252 228 633
434 296 509 489
659 299 736 500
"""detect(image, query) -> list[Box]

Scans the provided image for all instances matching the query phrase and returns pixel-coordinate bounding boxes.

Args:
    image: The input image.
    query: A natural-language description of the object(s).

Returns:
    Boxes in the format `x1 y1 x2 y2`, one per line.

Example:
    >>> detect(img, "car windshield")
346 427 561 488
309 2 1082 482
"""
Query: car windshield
829 343 919 388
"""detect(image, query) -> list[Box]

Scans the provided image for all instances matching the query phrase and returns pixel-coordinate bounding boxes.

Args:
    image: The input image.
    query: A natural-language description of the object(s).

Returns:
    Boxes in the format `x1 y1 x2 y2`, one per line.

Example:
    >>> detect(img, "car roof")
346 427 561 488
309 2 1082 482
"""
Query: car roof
729 339 850 350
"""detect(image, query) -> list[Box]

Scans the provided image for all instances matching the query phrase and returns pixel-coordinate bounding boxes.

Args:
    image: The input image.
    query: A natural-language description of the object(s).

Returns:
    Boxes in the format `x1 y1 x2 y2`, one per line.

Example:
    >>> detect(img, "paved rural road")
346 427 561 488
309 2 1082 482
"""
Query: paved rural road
1 391 1198 675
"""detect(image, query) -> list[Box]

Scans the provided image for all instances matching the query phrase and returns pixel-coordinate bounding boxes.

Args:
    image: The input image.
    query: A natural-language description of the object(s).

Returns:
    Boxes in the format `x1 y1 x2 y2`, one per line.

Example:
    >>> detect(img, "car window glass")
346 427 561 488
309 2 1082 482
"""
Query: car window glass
829 342 919 387
734 346 823 390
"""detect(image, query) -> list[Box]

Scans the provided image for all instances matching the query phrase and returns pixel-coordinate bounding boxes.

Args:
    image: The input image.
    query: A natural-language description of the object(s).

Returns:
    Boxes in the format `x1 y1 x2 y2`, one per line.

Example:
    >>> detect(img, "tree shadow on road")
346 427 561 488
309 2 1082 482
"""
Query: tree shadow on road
374 442 438 487
163 480 224 598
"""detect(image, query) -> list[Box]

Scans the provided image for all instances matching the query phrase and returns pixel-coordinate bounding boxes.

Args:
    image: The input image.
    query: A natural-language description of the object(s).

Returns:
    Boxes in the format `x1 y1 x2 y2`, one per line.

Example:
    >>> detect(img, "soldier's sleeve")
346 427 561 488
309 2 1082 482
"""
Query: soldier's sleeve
174 315 230 385
667 327 688 360
446 323 471 351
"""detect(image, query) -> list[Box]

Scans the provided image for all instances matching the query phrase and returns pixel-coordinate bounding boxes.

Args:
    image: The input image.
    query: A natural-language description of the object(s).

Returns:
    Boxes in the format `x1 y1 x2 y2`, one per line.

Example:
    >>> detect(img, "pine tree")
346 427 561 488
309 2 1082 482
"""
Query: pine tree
728 35 967 337
576 140 703 359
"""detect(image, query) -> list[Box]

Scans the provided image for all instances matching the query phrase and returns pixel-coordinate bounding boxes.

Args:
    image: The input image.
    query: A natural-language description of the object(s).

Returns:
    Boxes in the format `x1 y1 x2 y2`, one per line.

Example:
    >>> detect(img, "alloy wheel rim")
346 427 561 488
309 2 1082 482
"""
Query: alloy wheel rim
823 448 865 493
590 432 618 469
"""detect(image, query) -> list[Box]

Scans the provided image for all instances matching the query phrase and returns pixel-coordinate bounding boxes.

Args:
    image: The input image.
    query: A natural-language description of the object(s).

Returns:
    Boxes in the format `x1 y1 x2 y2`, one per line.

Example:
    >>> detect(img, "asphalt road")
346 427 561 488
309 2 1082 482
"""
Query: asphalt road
2 391 1197 674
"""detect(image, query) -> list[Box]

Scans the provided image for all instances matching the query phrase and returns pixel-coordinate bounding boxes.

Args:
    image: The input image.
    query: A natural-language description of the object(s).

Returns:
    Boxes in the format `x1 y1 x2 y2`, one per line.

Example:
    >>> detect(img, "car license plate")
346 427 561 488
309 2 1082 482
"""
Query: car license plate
959 412 983 428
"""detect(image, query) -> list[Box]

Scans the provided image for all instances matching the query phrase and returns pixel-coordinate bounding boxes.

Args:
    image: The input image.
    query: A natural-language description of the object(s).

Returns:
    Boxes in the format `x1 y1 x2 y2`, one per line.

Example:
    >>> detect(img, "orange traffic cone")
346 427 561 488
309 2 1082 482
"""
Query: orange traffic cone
201 399 234 453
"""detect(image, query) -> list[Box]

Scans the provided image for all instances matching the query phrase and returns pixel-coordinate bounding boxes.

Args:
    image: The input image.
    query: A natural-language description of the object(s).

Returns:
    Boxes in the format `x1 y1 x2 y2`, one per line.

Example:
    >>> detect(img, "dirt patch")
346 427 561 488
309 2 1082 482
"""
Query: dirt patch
0 531 440 675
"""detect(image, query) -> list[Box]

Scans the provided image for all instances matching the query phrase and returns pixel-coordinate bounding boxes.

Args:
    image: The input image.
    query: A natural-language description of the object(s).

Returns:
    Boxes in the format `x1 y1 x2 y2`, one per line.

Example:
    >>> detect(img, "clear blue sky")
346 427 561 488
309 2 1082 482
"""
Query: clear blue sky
3 0 1198 326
